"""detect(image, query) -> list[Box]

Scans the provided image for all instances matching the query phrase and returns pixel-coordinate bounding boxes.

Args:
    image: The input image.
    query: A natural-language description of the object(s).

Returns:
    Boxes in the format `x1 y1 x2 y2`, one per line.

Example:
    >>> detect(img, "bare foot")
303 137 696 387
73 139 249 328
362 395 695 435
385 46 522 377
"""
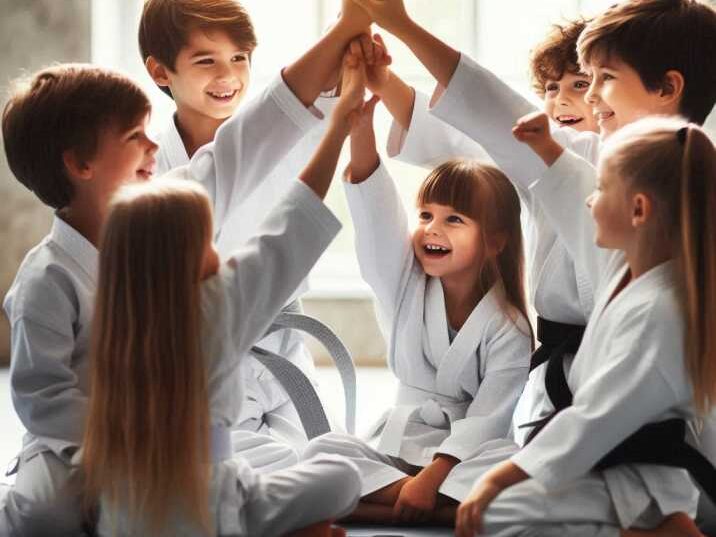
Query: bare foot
623 512 704 537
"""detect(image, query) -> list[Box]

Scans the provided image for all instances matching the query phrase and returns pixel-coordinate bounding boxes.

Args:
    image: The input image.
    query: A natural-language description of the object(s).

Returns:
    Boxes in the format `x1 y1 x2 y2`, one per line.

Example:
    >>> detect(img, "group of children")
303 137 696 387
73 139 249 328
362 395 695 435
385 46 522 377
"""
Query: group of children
0 0 715 536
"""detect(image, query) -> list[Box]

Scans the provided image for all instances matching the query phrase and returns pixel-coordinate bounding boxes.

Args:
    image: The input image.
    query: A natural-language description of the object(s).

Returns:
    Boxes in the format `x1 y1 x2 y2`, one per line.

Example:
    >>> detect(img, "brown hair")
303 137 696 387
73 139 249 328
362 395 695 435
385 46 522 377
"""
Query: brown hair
601 116 716 415
578 0 716 124
83 179 213 534
530 18 589 96
139 0 258 98
417 160 533 343
2 64 150 209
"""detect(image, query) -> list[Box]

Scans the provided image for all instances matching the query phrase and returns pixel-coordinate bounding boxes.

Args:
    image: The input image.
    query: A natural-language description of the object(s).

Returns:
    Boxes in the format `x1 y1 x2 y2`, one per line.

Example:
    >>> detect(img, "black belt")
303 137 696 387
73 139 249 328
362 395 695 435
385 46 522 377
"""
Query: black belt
523 342 716 502
530 317 586 371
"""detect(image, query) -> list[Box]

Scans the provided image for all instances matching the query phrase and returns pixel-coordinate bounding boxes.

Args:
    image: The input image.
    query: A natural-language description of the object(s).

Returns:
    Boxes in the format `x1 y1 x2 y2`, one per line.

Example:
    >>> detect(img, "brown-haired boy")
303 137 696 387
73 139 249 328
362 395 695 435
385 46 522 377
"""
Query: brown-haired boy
350 0 716 532
136 0 373 473
0 4 372 532
1 64 157 536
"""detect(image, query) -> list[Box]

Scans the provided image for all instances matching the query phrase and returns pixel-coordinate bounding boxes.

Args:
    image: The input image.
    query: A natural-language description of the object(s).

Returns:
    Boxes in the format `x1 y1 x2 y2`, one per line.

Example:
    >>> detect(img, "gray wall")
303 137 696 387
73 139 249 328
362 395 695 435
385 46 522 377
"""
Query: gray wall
0 1 91 365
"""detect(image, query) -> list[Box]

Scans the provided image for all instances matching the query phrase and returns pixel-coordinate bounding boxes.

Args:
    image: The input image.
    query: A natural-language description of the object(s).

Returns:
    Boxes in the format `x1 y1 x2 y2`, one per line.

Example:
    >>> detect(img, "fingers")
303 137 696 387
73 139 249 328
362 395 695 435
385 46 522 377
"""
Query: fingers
358 33 375 65
455 501 482 537
365 94 381 112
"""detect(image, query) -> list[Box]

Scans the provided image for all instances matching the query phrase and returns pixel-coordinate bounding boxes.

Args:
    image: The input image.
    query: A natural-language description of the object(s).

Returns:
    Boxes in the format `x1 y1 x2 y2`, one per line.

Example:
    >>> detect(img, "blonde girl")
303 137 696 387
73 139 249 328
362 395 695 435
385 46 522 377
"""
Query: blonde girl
81 53 370 537
455 115 716 537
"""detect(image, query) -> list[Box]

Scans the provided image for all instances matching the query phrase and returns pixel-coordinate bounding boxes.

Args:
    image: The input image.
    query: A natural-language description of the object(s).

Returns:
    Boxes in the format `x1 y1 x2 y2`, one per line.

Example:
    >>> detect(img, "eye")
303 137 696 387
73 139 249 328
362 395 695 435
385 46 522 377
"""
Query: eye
447 215 464 224
232 53 248 62
602 73 615 82
418 211 432 222
195 58 214 66
545 82 559 93
574 80 590 90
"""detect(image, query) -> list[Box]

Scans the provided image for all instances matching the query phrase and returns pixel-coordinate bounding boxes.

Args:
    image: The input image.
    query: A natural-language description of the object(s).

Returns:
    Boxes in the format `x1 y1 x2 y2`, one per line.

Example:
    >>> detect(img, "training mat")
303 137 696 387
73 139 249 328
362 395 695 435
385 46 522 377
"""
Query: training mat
345 525 453 536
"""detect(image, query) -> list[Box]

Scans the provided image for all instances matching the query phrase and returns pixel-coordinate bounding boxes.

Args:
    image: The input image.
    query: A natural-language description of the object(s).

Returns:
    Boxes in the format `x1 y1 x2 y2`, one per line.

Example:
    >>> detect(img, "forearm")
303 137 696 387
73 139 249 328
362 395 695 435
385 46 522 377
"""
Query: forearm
377 71 416 131
349 122 380 183
392 19 460 89
299 119 350 199
283 22 368 108
417 454 460 491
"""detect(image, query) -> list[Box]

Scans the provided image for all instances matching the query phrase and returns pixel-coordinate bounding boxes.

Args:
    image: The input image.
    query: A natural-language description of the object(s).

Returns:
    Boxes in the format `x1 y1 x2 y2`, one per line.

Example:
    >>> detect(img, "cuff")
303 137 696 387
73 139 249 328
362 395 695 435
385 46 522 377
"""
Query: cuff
272 72 323 133
386 90 430 161
289 179 341 237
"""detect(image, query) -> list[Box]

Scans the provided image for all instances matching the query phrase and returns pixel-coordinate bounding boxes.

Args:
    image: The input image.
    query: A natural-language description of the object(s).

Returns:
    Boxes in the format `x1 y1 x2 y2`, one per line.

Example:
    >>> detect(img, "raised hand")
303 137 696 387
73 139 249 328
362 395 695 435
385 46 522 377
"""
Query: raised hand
512 111 564 166
352 0 412 35
334 52 368 129
352 33 393 95
339 0 373 35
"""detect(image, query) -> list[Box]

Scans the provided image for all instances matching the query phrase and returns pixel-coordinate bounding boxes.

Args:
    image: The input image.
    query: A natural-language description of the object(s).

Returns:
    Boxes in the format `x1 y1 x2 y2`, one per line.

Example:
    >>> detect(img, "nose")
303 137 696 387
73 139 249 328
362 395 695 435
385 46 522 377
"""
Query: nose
214 61 236 83
585 191 596 209
146 135 159 155
585 79 599 106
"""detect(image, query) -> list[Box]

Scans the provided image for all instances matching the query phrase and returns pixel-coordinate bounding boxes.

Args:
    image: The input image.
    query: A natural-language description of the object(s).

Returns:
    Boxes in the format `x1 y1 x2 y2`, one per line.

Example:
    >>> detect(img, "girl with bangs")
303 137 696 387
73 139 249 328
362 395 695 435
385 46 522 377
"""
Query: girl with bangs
303 77 532 526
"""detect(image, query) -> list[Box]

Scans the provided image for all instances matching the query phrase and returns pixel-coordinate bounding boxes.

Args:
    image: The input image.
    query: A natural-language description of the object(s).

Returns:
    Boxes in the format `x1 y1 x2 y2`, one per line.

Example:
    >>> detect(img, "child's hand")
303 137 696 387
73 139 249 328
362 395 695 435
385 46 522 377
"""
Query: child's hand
351 33 392 95
333 52 368 130
339 0 373 34
455 479 502 537
512 111 565 167
352 0 412 34
392 474 439 523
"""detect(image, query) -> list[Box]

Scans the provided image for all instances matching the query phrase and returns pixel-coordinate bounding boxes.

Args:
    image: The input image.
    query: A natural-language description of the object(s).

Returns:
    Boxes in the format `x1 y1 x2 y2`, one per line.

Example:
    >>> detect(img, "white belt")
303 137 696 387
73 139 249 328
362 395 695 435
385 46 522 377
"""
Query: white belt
377 384 469 457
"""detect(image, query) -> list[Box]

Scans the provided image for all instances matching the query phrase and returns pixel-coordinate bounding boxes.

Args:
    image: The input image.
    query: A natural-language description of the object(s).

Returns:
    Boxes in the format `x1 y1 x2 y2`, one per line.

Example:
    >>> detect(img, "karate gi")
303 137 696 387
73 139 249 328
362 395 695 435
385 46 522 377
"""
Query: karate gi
154 92 339 471
475 149 701 536
387 75 600 446
304 162 531 501
97 180 361 537
1 74 324 537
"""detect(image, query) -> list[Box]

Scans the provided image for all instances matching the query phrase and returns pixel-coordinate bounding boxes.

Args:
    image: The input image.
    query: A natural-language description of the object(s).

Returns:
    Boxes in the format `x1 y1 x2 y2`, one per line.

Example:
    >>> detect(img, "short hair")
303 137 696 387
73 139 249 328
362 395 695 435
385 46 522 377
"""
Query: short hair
530 18 589 97
578 0 716 125
139 0 258 98
2 64 151 209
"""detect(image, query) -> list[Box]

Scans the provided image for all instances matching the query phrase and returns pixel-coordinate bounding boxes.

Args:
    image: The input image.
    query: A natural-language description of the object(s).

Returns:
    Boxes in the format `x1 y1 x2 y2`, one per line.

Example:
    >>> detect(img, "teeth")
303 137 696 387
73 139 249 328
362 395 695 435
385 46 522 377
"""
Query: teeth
208 90 236 98
425 244 449 252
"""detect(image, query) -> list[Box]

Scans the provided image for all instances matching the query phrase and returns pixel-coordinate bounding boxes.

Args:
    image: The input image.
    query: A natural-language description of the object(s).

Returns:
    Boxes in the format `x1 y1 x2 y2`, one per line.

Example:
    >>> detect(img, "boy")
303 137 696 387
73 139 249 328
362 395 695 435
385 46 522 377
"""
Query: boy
138 0 371 470
355 0 716 531
0 6 372 533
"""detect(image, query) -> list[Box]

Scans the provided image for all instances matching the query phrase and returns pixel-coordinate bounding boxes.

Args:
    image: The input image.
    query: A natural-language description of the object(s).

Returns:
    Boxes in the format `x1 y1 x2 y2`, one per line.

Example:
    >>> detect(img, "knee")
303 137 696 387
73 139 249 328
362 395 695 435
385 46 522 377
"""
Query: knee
302 432 356 460
303 454 362 515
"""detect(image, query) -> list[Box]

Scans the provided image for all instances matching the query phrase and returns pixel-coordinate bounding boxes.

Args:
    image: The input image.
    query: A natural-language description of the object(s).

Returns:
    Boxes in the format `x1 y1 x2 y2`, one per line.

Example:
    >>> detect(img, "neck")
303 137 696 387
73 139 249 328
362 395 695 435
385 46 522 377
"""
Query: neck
440 271 486 330
58 191 105 247
624 234 673 281
175 108 226 158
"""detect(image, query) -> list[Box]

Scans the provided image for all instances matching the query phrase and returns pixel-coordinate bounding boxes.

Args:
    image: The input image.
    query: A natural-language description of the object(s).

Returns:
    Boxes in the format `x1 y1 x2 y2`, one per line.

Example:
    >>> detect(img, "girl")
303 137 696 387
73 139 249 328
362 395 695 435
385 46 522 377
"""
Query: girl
80 53 369 537
455 115 716 537
304 48 532 525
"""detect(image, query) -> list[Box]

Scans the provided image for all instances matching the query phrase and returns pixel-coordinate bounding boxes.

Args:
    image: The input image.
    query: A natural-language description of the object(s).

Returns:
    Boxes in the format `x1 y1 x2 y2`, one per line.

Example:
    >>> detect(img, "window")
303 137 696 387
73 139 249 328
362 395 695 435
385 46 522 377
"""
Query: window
92 0 616 297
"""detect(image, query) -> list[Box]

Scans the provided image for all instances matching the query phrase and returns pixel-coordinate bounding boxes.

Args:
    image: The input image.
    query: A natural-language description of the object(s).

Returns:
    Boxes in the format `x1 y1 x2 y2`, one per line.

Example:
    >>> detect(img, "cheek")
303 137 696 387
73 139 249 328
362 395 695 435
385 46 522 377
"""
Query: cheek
543 97 556 116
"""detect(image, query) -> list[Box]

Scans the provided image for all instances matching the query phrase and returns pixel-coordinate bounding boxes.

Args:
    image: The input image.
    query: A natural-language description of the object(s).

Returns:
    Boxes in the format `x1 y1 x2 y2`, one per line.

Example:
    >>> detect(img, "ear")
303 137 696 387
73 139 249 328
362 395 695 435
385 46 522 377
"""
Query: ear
145 56 171 87
659 70 685 111
62 149 93 182
631 192 654 228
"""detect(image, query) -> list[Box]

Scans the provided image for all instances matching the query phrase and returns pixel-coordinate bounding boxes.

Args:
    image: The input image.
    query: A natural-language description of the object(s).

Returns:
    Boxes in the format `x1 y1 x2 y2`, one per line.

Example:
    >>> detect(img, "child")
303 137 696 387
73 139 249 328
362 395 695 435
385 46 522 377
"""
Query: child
358 17 600 447
304 39 532 525
83 49 369 537
138 0 373 469
1 65 156 536
453 113 716 536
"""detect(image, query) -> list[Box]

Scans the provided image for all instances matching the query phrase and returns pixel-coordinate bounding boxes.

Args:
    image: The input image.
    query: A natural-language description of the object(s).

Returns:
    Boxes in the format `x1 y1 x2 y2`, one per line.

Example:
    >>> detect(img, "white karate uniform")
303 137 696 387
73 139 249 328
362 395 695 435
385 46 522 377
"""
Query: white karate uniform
1 74 324 537
304 162 531 501
154 90 339 469
97 179 361 537
475 149 701 536
386 70 600 446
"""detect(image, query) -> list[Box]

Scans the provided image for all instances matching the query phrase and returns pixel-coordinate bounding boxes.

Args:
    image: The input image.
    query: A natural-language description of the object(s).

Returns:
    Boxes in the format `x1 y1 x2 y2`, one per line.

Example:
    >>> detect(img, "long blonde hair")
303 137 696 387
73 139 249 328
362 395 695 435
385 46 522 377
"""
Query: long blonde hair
83 178 214 534
417 159 533 344
601 116 716 414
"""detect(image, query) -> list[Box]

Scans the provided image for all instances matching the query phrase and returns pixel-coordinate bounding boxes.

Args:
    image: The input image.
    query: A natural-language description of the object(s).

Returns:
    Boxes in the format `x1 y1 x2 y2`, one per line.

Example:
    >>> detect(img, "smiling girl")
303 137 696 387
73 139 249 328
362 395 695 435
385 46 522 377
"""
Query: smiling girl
303 46 533 526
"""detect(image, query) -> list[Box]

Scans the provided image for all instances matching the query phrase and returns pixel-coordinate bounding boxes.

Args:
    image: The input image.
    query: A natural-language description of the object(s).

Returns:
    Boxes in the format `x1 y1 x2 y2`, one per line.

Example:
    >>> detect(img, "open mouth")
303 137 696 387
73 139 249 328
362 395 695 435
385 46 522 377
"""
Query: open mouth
555 115 584 127
595 110 615 125
206 89 238 103
423 244 451 258
137 162 156 180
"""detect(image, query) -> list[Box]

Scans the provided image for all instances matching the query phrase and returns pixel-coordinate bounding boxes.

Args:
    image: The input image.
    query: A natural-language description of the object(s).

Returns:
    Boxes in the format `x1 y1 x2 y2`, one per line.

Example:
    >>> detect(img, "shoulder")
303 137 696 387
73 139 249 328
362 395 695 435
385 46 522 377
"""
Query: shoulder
4 240 80 330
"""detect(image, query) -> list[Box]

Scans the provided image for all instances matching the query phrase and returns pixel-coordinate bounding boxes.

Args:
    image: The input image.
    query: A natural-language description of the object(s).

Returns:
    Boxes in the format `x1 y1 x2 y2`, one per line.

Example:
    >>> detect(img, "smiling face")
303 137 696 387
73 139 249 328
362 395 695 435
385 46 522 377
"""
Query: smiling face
412 203 484 283
162 28 251 122
87 113 158 204
584 55 670 138
543 71 598 133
